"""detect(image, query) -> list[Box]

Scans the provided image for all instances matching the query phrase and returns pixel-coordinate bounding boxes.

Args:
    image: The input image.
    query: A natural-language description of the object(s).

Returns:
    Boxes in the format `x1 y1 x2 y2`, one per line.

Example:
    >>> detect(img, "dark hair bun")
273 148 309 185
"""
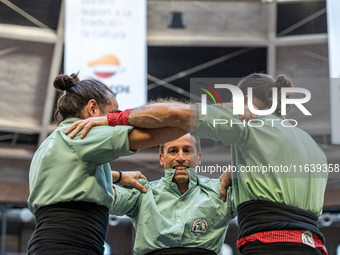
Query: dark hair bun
275 75 293 89
53 73 80 92
275 75 294 115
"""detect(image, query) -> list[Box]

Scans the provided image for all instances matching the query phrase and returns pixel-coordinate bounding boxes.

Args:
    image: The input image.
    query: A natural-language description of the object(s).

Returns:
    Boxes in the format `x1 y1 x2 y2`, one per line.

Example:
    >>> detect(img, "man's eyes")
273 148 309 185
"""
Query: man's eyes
168 149 190 153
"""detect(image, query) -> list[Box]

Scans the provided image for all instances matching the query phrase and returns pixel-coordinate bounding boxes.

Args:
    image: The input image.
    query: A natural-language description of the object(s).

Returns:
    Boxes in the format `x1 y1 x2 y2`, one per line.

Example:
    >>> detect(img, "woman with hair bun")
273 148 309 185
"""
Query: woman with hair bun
27 73 187 255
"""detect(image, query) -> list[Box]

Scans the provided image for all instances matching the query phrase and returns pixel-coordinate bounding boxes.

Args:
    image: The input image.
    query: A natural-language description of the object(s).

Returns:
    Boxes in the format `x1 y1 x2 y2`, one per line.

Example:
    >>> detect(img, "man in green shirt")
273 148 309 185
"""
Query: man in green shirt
110 134 236 255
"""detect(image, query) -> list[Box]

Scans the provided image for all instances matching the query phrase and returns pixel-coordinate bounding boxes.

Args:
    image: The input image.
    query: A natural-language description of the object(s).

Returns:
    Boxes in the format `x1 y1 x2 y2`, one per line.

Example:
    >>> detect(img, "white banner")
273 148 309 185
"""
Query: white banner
65 0 147 110
327 0 340 144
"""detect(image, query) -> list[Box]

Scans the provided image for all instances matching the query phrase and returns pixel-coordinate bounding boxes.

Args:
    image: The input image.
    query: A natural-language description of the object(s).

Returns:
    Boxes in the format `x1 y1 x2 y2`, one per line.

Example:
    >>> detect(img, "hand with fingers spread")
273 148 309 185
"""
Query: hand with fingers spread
65 116 108 138
112 170 147 193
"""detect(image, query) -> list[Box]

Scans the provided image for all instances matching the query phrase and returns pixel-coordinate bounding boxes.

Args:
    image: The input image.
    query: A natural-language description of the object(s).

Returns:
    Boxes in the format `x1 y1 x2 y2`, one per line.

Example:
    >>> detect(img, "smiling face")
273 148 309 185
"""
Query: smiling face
159 134 201 187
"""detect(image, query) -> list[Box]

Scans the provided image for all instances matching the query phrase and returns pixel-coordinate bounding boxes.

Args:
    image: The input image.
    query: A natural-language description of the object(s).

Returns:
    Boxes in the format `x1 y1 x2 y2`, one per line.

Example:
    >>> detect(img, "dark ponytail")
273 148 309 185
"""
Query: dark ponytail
274 75 293 115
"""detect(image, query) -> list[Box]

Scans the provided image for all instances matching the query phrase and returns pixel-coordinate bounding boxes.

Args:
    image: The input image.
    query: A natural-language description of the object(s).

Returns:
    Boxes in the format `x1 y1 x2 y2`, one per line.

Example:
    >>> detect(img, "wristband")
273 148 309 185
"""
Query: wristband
107 109 132 127
113 170 122 184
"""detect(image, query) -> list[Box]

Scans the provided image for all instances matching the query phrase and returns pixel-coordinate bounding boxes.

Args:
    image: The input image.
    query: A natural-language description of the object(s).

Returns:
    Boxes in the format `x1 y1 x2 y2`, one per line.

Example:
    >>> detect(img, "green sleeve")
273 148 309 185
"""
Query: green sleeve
193 103 247 145
225 187 237 221
64 125 136 165
199 178 237 221
110 183 143 218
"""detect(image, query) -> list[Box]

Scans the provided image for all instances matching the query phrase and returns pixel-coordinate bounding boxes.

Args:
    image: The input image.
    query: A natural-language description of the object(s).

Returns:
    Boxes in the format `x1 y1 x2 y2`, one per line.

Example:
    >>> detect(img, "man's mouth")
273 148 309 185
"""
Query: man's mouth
174 166 188 170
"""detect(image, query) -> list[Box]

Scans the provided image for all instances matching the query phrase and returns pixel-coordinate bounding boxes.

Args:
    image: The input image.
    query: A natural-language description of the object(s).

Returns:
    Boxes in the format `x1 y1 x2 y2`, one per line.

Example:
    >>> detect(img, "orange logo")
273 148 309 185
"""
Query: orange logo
88 54 121 78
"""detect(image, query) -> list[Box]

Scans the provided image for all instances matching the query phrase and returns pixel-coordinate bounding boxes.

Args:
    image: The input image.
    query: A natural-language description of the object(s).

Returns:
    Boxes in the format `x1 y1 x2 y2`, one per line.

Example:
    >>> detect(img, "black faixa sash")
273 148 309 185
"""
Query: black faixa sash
237 200 325 244
27 201 109 255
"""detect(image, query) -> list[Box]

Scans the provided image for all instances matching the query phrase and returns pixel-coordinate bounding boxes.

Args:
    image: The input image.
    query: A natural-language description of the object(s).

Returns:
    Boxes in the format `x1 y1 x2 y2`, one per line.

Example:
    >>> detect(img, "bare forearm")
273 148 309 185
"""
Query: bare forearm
128 103 198 133
128 127 187 150
65 103 199 138
112 171 120 183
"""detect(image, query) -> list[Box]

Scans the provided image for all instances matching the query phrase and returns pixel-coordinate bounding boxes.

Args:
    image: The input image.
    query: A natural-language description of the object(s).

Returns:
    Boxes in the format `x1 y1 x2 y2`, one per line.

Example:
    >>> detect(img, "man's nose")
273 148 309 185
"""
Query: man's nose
176 150 186 161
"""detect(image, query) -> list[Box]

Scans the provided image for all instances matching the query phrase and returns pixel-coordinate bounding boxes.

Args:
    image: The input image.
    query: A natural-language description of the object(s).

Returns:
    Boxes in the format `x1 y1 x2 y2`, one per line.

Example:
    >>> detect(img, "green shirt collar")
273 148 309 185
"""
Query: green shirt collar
162 168 198 195
59 117 83 127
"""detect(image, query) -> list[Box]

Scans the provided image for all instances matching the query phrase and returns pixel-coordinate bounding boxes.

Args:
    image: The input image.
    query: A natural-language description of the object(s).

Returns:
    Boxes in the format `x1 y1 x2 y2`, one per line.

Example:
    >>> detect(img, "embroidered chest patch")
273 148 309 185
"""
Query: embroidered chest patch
191 219 208 233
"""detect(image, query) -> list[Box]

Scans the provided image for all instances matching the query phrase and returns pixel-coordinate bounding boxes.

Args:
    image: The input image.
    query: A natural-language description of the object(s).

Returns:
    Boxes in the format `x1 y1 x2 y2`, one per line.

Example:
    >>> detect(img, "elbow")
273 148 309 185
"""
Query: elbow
166 104 189 126
167 105 181 122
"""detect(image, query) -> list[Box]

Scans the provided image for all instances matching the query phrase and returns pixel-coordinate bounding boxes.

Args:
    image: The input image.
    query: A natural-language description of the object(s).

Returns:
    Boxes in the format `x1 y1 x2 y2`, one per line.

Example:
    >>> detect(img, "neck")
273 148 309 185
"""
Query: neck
175 182 189 195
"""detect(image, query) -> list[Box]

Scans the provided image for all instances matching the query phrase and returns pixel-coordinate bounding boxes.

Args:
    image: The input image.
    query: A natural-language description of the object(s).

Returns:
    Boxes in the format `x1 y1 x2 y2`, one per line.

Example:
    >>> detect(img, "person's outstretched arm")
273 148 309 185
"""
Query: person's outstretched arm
128 103 197 132
65 103 198 138
127 127 187 150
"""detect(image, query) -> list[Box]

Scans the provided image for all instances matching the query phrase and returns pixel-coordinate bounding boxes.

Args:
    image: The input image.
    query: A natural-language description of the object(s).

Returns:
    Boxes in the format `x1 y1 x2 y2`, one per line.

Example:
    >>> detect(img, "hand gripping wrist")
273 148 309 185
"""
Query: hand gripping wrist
107 109 132 126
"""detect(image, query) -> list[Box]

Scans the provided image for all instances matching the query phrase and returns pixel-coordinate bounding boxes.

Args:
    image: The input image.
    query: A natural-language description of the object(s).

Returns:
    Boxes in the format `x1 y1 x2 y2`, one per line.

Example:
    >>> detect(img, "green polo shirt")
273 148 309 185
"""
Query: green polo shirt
110 168 236 255
28 118 136 214
193 104 328 216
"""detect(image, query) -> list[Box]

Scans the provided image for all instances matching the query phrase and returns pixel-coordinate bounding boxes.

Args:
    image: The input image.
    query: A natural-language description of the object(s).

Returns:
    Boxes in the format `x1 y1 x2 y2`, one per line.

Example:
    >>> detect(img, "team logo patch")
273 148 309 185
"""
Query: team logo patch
191 219 208 233
301 231 315 248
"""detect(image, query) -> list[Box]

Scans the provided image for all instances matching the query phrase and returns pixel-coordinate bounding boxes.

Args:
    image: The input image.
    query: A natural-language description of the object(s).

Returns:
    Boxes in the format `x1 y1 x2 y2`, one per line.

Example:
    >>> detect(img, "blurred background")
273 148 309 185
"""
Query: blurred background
0 0 339 254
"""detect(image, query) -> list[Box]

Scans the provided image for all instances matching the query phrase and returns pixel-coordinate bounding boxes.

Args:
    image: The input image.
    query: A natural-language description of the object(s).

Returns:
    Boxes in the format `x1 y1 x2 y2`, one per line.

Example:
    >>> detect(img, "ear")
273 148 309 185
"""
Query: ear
87 99 99 117
197 152 202 166
159 153 164 166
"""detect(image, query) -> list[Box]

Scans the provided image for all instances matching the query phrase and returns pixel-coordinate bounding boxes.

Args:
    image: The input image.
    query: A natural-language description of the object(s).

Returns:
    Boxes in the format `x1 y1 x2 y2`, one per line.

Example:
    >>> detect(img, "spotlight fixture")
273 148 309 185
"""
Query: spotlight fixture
167 11 186 28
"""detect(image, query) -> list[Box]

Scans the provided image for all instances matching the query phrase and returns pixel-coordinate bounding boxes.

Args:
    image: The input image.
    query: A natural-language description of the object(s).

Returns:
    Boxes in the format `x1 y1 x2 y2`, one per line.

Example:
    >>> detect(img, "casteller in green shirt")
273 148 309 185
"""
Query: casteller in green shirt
28 118 136 214
193 103 328 217
110 168 236 255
